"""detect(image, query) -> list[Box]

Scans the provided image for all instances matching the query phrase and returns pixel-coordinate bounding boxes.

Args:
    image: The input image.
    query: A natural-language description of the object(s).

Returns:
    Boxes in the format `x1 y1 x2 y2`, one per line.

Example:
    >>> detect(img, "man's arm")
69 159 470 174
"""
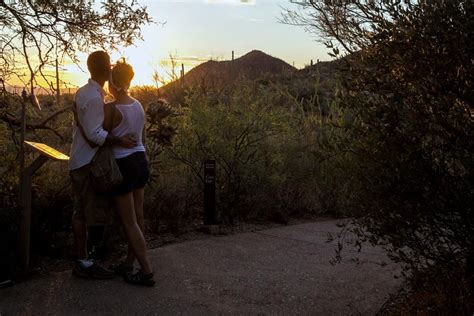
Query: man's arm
77 97 136 148
77 97 108 146
103 133 136 147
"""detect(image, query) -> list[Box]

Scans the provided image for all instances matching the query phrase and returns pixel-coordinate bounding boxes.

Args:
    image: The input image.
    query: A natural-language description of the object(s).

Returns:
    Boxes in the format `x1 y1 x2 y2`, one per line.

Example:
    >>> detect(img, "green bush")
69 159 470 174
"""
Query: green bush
337 1 474 278
147 82 318 227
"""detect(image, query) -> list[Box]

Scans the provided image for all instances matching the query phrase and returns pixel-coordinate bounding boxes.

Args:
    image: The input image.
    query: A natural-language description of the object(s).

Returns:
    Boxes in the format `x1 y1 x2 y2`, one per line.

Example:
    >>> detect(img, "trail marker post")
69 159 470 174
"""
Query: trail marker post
18 141 69 271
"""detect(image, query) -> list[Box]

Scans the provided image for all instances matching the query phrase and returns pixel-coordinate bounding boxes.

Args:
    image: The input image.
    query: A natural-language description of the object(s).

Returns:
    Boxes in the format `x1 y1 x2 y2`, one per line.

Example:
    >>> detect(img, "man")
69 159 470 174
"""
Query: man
69 51 135 279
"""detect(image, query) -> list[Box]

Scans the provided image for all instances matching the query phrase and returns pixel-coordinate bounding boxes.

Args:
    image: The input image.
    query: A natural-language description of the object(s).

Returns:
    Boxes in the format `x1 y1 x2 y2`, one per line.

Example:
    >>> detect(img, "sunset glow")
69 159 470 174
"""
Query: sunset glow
6 0 329 92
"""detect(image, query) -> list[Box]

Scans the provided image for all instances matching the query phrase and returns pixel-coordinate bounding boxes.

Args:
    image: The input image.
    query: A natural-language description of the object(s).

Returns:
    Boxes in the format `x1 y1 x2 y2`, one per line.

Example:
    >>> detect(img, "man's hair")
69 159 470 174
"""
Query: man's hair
87 51 110 78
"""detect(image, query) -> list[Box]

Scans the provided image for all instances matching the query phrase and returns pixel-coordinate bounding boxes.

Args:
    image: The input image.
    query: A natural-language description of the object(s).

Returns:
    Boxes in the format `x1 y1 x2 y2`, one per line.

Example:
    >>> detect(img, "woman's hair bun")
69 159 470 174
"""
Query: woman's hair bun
111 58 134 89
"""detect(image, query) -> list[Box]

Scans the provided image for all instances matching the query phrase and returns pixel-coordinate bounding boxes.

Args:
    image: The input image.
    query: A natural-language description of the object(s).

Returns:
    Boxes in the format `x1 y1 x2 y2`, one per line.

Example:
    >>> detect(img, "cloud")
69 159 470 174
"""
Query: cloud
140 0 256 5
205 0 256 5
229 12 264 22
160 55 210 67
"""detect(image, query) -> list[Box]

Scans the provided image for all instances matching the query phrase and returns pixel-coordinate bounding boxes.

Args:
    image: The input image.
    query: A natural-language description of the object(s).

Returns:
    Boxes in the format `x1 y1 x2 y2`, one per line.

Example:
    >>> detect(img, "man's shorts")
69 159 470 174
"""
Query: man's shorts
70 163 112 226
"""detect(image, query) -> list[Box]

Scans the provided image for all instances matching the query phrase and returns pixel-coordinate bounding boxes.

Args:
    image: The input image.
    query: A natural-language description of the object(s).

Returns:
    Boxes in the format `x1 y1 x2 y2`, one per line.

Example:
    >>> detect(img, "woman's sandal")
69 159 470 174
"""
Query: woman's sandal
124 270 155 287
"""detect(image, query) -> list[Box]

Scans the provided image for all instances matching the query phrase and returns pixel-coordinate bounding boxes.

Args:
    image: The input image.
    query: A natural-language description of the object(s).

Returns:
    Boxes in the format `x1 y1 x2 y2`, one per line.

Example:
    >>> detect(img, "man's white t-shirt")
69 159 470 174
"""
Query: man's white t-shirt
68 79 109 171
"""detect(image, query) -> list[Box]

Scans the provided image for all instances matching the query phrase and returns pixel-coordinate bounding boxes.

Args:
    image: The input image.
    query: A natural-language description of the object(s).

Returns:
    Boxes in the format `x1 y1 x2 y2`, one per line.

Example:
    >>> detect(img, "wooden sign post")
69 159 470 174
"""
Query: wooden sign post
18 141 69 271
203 159 216 226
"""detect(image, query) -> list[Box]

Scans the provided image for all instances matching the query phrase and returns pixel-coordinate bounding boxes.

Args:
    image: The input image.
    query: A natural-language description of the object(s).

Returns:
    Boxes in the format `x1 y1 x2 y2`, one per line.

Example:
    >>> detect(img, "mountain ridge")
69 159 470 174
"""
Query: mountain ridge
159 50 297 92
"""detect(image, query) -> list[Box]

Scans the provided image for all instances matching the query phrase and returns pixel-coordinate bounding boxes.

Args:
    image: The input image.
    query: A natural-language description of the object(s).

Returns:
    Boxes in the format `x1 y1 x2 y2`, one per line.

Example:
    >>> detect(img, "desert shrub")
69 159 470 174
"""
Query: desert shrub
339 0 473 278
130 85 161 106
380 264 474 315
0 91 75 257
284 75 360 216
285 0 474 308
146 81 334 227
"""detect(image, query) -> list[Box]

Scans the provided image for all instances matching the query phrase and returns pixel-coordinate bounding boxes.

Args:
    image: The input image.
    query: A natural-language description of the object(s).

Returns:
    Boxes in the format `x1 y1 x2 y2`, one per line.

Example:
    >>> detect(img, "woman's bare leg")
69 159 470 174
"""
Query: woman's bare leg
115 193 152 274
124 188 145 266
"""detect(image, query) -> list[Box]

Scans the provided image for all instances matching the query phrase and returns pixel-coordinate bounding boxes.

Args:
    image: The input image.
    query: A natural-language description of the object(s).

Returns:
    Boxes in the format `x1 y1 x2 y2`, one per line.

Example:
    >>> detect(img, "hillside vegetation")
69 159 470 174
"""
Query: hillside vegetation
0 49 346 262
1 1 472 311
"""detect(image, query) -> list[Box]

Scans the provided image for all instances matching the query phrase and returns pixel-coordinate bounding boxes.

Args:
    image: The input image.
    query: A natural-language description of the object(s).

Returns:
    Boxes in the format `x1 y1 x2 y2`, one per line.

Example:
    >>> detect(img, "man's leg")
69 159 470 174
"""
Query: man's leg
72 221 113 279
71 166 89 260
71 165 113 279
88 225 105 260
72 219 87 260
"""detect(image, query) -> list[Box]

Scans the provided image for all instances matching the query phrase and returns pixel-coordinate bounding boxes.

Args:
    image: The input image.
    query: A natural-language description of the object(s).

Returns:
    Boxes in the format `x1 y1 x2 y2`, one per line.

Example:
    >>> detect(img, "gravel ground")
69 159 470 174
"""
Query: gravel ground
0 219 401 315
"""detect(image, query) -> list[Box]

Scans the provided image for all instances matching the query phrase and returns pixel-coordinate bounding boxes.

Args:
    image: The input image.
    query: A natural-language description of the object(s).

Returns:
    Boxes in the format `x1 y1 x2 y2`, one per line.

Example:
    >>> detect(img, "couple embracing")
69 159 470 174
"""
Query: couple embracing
69 51 154 286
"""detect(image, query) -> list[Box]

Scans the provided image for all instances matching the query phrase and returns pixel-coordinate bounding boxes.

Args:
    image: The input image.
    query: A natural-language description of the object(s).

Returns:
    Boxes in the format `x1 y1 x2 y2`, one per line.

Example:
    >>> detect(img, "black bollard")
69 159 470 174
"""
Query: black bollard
203 159 216 225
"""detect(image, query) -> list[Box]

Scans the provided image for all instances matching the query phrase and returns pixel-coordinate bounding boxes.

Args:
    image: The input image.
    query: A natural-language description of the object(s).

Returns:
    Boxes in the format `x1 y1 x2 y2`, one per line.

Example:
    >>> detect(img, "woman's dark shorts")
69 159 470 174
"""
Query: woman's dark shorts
112 151 150 196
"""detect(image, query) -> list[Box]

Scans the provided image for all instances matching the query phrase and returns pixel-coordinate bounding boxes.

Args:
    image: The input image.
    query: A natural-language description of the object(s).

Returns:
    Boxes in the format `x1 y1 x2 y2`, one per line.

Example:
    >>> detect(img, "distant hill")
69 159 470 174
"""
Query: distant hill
160 50 297 93
158 49 346 111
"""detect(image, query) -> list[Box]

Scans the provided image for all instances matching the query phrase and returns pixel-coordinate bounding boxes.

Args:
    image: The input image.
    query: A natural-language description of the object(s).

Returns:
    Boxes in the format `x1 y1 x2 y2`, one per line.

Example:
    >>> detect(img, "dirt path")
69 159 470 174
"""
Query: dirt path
0 220 400 315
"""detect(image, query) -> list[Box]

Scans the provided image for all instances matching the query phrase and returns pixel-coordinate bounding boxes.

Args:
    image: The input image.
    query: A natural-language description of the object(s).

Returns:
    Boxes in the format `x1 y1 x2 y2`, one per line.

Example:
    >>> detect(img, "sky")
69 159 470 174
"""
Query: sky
8 0 330 90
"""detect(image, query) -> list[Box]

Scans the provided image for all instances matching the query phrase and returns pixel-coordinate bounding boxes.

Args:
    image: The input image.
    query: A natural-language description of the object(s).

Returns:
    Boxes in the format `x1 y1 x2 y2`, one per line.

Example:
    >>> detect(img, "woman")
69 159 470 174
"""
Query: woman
103 59 154 286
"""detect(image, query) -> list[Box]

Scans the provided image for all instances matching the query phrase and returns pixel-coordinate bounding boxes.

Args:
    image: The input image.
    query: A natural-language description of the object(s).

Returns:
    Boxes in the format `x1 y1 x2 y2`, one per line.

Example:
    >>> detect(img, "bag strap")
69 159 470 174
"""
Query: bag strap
73 101 98 148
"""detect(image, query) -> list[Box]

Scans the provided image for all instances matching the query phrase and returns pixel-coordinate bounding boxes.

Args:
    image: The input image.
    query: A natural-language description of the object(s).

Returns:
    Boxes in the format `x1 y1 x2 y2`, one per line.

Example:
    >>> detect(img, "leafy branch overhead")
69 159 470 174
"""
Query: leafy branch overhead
0 0 153 88
0 0 154 140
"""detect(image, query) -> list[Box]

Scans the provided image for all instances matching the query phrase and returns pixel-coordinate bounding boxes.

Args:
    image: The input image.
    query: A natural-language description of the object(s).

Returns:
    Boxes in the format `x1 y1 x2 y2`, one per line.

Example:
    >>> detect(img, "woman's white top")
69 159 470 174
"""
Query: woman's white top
111 99 146 159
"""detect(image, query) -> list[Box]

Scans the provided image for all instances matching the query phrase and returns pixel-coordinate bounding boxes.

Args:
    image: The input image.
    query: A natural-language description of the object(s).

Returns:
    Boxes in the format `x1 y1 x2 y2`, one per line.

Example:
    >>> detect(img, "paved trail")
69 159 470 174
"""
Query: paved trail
0 220 400 315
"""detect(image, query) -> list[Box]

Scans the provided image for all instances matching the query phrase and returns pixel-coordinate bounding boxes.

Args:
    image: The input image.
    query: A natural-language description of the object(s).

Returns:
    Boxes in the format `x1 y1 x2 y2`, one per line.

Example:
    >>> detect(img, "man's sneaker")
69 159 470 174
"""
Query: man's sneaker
109 262 133 278
0 279 14 288
123 270 155 287
72 260 115 279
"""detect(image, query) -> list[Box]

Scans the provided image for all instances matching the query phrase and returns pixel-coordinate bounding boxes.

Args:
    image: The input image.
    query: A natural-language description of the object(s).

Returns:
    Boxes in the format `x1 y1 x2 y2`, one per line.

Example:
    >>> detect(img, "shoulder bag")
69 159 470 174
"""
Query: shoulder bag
73 102 123 194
